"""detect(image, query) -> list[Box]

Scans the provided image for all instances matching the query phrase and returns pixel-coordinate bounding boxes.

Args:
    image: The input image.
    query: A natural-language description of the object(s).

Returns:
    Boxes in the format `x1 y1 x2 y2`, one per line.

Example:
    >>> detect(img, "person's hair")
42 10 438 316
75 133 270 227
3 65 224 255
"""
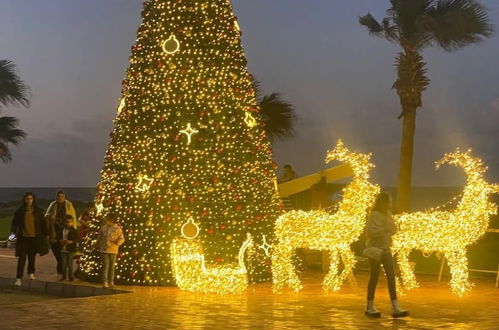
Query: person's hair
56 190 65 196
22 192 37 209
284 164 292 170
105 213 118 223
373 192 391 211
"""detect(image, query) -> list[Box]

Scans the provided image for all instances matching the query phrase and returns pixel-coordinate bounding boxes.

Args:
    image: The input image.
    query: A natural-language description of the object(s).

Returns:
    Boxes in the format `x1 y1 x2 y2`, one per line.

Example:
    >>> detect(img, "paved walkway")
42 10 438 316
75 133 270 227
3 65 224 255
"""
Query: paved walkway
1 248 499 329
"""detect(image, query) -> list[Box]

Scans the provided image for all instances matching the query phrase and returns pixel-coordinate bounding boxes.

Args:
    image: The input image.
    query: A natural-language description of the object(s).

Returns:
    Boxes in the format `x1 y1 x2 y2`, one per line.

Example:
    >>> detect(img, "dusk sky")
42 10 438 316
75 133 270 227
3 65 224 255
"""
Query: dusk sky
0 0 498 187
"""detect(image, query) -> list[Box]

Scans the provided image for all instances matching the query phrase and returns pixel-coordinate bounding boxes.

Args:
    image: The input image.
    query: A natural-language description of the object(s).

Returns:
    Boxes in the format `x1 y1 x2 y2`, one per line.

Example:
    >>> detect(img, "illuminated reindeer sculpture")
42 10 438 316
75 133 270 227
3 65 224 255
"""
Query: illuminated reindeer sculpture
272 140 380 292
392 149 499 296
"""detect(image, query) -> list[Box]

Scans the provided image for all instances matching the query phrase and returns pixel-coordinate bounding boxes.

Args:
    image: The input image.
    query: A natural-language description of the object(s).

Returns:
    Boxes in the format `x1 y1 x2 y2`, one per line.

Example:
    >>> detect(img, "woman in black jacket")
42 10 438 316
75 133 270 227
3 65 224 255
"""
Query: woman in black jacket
10 192 48 287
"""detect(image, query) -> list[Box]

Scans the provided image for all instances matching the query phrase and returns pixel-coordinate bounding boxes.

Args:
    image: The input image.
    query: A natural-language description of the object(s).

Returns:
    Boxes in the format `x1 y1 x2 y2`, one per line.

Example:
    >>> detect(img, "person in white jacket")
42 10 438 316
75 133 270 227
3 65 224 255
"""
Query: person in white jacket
96 213 125 288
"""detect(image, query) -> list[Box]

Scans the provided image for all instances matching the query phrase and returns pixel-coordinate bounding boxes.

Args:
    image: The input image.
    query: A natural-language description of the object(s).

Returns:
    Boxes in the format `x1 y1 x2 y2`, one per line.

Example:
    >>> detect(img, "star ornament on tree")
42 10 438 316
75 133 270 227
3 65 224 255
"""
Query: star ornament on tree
180 123 199 145
135 175 154 192
95 202 104 215
258 235 272 257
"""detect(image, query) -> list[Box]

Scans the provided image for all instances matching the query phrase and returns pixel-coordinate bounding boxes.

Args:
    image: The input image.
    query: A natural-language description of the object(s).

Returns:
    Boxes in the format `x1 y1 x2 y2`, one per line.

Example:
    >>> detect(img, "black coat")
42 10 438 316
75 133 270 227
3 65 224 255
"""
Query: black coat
57 227 79 253
11 206 49 256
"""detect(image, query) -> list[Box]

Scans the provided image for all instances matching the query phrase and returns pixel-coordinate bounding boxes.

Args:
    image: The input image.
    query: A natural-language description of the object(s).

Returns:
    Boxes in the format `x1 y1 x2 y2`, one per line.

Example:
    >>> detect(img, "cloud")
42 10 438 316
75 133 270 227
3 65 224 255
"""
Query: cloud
0 133 106 187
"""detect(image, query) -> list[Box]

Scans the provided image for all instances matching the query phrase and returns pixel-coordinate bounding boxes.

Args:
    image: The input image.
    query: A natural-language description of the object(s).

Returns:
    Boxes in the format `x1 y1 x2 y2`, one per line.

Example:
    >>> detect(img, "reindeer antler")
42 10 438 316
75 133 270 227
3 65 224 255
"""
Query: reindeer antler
490 184 499 194
325 139 374 177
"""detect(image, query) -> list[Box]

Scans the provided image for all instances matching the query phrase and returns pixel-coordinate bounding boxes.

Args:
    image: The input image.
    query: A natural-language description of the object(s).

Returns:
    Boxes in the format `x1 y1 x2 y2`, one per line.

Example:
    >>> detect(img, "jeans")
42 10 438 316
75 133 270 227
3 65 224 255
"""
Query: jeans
61 251 74 280
51 242 63 274
101 253 117 283
367 251 397 301
16 236 37 279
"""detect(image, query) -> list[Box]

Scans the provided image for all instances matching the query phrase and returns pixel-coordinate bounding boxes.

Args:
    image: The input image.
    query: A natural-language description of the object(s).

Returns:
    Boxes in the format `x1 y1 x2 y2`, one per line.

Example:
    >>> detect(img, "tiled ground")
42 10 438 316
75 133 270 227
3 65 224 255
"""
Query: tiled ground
1 248 498 329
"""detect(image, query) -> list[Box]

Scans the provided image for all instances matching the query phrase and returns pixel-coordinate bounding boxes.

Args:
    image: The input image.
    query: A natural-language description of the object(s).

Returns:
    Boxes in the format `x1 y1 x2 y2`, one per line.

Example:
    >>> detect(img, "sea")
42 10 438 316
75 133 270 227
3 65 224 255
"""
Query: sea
0 187 96 203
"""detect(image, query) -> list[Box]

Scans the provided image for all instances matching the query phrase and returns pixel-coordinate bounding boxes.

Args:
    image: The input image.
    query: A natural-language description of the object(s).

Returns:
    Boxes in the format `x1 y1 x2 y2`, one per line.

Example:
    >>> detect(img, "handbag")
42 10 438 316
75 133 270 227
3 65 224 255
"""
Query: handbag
36 235 50 256
363 246 383 261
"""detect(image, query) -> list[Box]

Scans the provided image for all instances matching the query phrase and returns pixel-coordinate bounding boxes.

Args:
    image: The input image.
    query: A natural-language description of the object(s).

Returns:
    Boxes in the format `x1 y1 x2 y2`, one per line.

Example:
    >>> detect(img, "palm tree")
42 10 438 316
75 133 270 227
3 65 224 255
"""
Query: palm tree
0 59 30 162
254 81 297 141
359 0 494 211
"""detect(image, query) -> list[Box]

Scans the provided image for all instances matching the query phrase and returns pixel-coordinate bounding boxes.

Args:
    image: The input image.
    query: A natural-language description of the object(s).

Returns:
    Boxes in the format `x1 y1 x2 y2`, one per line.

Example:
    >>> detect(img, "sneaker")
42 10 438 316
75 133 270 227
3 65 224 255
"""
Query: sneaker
28 273 36 280
14 278 22 287
103 281 109 288
365 310 381 318
392 309 409 318
59 277 67 282
109 281 114 288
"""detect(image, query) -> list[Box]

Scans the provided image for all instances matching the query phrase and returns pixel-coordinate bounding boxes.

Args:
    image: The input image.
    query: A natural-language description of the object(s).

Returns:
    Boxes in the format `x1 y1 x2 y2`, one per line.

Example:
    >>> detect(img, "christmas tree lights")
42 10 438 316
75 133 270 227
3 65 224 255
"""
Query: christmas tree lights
392 149 499 296
271 140 380 292
80 0 281 285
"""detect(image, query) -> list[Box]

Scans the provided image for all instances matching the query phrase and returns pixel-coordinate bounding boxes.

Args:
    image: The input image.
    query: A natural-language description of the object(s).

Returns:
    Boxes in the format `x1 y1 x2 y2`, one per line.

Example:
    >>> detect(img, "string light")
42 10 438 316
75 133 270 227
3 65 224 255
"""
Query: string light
117 98 126 115
271 140 380 292
80 0 281 286
392 148 499 296
244 112 257 128
171 219 254 294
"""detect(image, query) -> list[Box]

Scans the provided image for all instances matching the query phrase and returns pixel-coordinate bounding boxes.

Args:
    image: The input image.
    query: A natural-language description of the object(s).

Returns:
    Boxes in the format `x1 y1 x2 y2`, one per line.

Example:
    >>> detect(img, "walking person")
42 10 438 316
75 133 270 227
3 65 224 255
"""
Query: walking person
96 213 125 288
364 192 409 318
10 192 48 287
58 215 79 281
45 190 77 277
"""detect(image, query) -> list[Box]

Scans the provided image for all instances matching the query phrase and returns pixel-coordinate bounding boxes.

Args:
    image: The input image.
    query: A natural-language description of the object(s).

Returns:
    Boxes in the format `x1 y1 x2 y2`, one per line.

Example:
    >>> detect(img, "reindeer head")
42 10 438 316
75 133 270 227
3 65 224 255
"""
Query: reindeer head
435 148 487 184
325 139 375 178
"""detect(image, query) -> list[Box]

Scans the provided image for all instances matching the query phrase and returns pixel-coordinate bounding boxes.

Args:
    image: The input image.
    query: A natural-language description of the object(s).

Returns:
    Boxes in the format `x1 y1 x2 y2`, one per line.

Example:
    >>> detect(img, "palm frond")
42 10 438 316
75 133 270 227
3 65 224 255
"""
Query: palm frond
0 59 30 110
0 116 26 162
425 0 495 51
258 92 297 141
359 13 385 36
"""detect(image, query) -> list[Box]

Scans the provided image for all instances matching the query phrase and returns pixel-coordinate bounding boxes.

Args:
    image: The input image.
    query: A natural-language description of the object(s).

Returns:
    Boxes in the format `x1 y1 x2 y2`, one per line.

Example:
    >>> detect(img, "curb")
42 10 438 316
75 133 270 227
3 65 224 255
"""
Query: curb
0 277 129 298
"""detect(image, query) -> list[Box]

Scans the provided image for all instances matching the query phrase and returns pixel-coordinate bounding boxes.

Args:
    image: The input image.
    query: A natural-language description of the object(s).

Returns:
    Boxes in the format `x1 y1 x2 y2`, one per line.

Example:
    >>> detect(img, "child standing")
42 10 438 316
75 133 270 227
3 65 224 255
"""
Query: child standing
96 213 125 288
58 215 79 281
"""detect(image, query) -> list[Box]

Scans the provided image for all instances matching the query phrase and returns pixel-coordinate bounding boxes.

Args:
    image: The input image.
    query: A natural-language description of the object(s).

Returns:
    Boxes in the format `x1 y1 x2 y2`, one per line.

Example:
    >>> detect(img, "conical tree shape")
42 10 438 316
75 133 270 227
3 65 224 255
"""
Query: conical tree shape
80 0 282 285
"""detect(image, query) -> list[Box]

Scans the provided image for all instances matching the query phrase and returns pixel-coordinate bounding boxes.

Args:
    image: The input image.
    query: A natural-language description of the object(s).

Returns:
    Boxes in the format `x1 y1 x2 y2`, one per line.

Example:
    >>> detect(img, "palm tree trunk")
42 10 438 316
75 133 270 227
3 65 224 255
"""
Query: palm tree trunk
396 109 416 212
393 49 428 212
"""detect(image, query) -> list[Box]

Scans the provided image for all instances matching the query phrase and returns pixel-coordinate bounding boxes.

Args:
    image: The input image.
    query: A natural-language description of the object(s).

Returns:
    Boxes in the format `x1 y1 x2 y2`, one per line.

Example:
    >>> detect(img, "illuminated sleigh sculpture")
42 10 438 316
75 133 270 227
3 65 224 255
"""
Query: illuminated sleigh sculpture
171 218 254 294
272 140 380 292
392 149 499 296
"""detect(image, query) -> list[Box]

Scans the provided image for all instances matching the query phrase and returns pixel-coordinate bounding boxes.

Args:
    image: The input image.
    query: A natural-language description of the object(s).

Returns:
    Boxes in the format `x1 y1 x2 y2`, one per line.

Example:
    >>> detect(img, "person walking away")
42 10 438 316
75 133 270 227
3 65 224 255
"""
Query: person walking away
364 192 409 318
10 192 48 287
96 213 125 288
58 215 79 281
46 190 77 277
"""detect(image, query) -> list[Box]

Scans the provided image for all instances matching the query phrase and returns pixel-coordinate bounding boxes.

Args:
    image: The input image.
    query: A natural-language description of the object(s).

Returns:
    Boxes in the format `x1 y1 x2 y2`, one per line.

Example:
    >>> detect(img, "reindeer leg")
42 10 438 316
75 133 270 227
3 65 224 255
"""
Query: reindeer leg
338 247 357 290
445 249 472 296
323 249 341 291
271 243 302 293
397 249 418 290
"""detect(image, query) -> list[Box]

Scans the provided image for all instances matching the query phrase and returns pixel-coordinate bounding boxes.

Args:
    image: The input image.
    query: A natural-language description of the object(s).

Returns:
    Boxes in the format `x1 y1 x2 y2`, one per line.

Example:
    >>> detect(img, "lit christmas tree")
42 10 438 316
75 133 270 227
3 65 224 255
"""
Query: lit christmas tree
79 0 282 285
